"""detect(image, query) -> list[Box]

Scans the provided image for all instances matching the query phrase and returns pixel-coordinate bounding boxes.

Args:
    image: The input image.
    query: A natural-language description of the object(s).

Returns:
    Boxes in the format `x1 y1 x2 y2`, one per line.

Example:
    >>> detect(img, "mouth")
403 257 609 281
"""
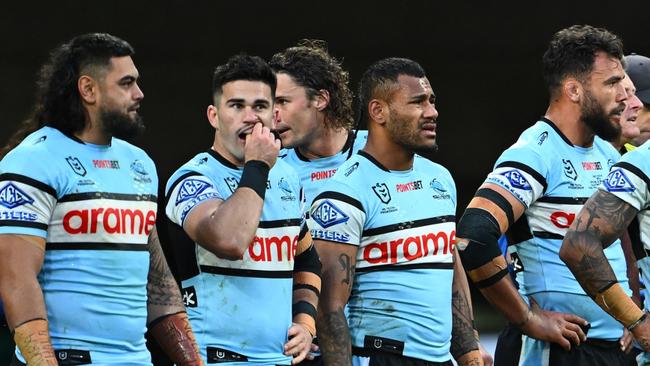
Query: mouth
420 122 437 137
237 127 254 141
273 126 290 137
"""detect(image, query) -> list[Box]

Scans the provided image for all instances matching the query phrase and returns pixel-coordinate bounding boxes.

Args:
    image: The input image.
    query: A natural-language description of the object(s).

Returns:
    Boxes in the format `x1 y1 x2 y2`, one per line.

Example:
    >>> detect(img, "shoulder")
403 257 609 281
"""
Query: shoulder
165 152 215 194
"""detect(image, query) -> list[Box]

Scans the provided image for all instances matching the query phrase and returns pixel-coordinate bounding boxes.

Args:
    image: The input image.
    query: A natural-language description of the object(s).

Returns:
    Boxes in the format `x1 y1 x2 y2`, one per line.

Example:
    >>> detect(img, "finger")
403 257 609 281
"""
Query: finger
262 125 271 138
563 321 586 342
293 342 310 364
284 335 303 353
252 121 263 137
310 343 319 352
561 327 580 348
561 313 588 326
274 138 282 150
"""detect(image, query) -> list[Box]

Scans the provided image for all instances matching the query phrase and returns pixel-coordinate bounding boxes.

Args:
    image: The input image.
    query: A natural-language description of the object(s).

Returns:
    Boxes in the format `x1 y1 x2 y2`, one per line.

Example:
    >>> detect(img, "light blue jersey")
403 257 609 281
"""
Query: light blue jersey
485 119 627 349
165 150 305 365
599 141 650 364
0 127 157 365
309 151 456 363
279 130 367 213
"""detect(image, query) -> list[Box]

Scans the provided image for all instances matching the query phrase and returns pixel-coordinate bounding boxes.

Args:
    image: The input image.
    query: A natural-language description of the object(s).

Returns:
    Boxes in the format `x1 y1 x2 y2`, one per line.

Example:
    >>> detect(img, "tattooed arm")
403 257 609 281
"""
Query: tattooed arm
560 190 650 350
314 239 357 366
451 249 482 366
146 227 203 365
0 234 57 365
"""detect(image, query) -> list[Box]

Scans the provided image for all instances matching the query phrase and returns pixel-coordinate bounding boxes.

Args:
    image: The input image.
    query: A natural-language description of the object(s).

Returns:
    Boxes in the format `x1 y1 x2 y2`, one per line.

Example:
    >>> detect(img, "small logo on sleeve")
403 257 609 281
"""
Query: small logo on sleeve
0 183 35 209
312 200 349 228
500 170 532 190
176 179 213 204
604 169 636 192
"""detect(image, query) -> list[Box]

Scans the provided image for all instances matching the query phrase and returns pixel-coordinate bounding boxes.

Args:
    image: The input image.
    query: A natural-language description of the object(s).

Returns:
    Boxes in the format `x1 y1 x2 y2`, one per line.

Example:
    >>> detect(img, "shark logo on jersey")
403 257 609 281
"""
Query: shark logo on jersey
604 169 636 192
0 183 34 209
312 200 349 228
278 178 296 201
500 169 532 190
278 178 292 195
562 159 578 181
176 179 213 204
372 183 391 204
224 177 238 193
130 160 152 183
344 162 360 177
429 179 447 193
66 156 87 177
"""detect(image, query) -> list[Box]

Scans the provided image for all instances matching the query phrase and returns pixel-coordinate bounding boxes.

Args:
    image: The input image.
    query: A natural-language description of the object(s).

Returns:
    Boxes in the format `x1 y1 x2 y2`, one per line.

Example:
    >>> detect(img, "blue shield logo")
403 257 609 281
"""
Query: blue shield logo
604 169 636 192
501 169 532 190
176 179 213 204
0 183 35 209
312 200 349 228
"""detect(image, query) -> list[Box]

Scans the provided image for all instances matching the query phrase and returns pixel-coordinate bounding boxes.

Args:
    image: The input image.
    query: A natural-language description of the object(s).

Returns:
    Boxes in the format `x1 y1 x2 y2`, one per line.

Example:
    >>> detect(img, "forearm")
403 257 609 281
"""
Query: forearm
317 308 352 366
451 252 479 361
147 227 185 322
149 312 202 366
196 189 264 258
14 319 57 365
562 230 642 327
292 241 321 336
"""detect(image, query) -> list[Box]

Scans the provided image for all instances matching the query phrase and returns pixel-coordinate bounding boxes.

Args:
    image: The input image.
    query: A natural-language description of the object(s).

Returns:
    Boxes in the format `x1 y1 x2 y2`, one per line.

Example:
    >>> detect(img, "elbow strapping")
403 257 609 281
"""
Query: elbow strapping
456 207 503 271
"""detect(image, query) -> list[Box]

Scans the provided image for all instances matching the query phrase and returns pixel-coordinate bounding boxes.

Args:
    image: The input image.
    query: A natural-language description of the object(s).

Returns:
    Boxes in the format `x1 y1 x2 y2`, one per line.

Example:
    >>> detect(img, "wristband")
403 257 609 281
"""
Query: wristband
593 282 644 329
238 160 270 199
628 313 647 331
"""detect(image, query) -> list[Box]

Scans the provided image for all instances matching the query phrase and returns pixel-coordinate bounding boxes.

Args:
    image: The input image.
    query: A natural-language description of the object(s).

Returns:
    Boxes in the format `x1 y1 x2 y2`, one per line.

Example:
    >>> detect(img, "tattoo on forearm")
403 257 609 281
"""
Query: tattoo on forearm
339 254 355 289
153 314 201 364
563 191 638 296
318 309 352 366
450 290 479 359
147 229 184 310
15 328 57 365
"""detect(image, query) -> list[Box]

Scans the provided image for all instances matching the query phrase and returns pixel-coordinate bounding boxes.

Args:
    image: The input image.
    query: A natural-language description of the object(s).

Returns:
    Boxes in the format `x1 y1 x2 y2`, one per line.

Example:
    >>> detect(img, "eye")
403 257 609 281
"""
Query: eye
230 103 243 109
254 104 268 111
276 98 289 105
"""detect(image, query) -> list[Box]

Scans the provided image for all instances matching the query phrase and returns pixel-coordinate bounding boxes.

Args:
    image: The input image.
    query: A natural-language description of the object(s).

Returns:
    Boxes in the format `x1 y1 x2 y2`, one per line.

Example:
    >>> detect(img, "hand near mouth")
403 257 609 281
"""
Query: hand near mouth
244 122 281 168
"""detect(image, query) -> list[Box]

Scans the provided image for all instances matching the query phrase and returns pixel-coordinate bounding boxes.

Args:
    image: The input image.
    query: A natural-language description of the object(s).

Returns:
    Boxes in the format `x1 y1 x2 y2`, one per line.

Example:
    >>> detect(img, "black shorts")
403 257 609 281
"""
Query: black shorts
352 348 452 366
548 339 627 366
494 322 523 366
295 356 324 366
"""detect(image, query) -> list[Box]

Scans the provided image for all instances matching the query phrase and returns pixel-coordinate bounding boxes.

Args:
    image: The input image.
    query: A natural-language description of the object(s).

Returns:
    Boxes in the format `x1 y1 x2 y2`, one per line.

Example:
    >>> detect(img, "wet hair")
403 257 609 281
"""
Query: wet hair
270 39 354 130
1 33 134 157
211 54 276 101
542 24 624 96
357 57 426 124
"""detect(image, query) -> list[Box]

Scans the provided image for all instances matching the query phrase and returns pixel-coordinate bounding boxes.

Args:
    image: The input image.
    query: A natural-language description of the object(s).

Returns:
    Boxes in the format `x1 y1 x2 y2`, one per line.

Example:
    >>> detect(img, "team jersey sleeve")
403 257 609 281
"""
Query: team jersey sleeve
165 173 223 227
308 180 366 246
0 148 59 238
600 158 650 211
484 145 548 208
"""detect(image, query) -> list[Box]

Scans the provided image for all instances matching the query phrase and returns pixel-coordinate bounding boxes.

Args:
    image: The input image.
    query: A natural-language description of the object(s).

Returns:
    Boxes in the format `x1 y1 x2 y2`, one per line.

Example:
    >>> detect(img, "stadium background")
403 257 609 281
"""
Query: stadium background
2 0 650 356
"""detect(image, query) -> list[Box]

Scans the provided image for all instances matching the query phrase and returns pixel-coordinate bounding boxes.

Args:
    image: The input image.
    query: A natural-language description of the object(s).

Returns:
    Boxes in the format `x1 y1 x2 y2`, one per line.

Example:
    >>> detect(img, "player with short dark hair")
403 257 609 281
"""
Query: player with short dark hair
312 57 482 366
457 24 633 365
164 54 321 365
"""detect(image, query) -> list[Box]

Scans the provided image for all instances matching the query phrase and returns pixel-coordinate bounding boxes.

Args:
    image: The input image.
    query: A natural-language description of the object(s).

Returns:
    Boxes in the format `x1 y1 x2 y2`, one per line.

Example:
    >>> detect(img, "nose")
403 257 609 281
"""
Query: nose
628 94 643 113
133 83 144 101
616 82 628 103
424 102 439 120
243 107 261 124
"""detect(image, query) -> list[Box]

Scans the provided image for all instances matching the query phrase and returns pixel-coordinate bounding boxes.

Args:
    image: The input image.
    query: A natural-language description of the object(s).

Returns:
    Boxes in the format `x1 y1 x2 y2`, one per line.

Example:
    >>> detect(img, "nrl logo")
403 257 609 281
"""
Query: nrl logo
371 183 391 204
66 156 87 177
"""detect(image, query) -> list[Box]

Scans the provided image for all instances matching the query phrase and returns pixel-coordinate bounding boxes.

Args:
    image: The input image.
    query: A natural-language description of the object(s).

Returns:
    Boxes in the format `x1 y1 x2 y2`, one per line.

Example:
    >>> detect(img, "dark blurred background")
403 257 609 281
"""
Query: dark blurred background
2 1 649 334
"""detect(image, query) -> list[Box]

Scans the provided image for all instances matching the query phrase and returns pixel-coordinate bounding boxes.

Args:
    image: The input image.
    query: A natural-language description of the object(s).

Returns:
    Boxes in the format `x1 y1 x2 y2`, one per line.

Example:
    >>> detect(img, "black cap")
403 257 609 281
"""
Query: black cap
624 54 650 105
